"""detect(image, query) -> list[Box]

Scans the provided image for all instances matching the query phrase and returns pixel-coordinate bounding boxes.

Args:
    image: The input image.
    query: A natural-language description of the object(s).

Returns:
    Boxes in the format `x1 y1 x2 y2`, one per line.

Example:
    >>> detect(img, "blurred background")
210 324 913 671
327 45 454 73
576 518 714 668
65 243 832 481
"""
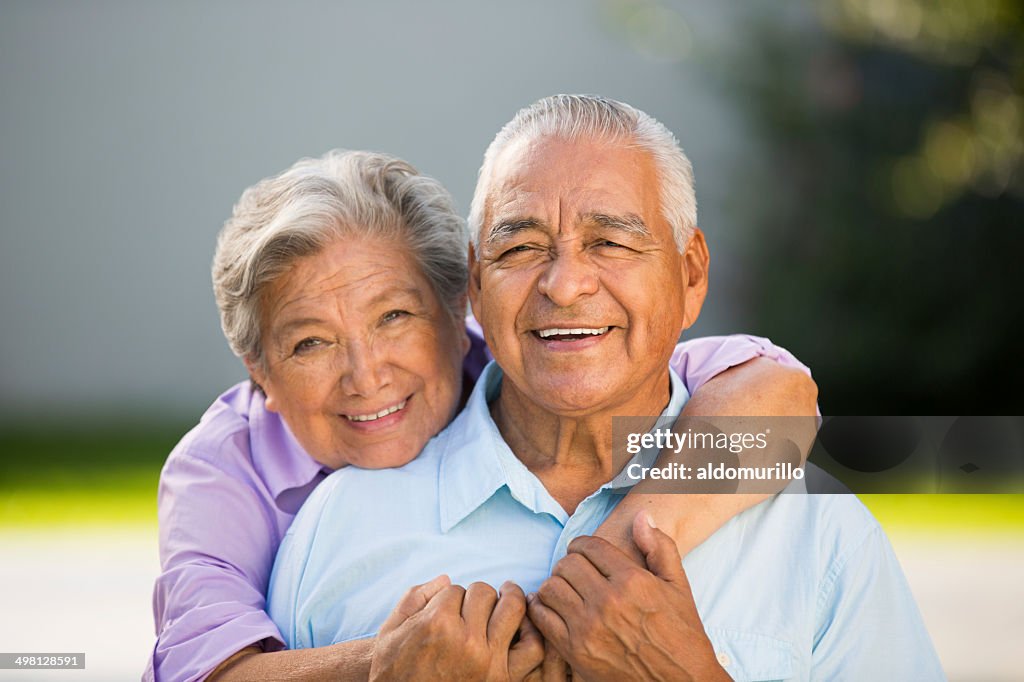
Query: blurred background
1 1 1021 679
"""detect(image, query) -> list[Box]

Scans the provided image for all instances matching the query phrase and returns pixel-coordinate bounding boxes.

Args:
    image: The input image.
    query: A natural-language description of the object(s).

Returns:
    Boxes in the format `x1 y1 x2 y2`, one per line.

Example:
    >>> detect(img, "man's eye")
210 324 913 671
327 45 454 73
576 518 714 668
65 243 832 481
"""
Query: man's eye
500 244 534 258
598 240 626 249
382 310 410 324
293 338 323 354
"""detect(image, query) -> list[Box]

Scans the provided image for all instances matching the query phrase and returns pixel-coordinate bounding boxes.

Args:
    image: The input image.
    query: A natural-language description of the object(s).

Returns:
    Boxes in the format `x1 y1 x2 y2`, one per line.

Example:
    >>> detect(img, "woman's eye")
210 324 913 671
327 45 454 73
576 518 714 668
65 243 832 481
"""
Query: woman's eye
293 338 323 354
382 309 410 324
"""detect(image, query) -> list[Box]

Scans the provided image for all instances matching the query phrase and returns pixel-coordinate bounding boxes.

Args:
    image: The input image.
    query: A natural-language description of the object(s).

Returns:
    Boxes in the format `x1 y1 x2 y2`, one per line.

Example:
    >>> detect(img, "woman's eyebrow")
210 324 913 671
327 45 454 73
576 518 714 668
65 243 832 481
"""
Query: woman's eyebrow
363 285 424 309
274 286 424 335
485 218 542 245
274 317 325 340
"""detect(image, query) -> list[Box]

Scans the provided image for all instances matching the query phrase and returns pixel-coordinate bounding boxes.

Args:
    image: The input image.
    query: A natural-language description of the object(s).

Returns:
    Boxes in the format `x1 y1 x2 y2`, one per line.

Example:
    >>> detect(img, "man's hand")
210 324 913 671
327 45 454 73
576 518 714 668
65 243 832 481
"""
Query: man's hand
370 575 544 681
527 512 730 682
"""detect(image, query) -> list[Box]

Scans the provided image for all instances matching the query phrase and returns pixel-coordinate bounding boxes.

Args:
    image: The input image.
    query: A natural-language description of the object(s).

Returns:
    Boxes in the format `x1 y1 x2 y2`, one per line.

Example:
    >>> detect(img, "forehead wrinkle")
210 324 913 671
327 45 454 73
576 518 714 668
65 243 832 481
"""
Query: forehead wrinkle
274 265 384 311
269 262 419 328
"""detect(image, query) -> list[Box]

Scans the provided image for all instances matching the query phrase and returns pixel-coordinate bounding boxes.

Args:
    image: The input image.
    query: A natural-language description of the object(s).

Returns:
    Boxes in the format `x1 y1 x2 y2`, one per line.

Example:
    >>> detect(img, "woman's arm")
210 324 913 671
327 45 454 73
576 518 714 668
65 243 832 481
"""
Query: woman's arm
151 448 289 682
207 640 373 682
154 450 382 682
594 336 819 559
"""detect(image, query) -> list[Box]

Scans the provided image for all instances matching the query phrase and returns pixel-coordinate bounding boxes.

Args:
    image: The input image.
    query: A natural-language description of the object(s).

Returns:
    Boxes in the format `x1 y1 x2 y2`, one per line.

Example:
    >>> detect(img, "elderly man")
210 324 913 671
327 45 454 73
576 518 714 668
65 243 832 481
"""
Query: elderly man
267 95 943 680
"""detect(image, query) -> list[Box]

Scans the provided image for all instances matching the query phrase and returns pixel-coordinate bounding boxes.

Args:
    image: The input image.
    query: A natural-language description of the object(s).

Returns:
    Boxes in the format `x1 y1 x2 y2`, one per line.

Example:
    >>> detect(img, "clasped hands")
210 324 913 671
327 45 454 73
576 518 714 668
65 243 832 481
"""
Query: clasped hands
369 513 729 681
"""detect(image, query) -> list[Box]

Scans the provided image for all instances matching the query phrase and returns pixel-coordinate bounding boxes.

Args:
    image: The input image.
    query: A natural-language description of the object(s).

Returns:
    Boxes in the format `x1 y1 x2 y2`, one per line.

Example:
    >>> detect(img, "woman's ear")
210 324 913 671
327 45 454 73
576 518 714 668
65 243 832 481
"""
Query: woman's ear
243 355 277 412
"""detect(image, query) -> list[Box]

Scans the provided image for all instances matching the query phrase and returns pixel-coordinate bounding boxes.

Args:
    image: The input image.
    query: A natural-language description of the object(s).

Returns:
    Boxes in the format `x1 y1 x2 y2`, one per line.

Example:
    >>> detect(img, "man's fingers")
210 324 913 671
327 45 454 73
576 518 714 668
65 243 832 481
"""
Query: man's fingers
632 511 687 584
539 632 571 682
461 581 499 633
526 592 570 653
488 581 527 649
535 575 583 617
551 551 608 602
425 583 468 617
508 608 545 680
377 574 451 634
566 534 637 578
515 612 544 653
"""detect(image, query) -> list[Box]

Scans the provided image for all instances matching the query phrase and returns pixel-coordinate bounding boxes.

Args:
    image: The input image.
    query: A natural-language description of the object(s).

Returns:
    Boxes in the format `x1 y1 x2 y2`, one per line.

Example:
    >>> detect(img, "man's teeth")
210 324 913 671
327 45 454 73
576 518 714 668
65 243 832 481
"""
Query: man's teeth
345 400 407 422
537 327 609 338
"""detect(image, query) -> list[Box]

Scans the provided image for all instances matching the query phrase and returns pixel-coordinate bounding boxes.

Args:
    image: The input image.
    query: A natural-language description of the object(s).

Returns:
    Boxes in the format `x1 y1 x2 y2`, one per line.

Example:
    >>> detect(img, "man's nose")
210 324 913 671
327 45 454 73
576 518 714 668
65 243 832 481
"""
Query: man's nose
536 250 599 307
340 341 391 397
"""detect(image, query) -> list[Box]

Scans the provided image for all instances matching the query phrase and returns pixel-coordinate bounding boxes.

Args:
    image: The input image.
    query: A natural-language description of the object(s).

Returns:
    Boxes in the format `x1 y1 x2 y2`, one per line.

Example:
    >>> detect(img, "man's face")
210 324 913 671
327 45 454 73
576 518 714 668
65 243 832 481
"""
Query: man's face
469 135 708 416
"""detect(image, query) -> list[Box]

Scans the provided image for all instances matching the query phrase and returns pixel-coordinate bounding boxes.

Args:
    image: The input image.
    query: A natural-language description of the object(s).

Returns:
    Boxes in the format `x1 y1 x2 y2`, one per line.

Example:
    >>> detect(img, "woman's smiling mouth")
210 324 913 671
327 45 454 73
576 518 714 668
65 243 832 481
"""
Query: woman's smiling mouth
343 398 409 422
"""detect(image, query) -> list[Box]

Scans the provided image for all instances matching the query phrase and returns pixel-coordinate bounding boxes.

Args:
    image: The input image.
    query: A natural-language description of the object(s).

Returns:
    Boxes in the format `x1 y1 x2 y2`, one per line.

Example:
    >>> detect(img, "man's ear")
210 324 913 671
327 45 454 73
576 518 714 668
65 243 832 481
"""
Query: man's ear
680 227 710 331
467 241 483 322
243 355 277 412
452 293 472 358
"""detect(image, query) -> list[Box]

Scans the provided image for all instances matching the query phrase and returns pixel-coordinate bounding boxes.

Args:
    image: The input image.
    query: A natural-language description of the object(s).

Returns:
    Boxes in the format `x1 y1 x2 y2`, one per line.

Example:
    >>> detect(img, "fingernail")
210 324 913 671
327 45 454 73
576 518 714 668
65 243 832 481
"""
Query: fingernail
644 511 657 529
527 592 536 604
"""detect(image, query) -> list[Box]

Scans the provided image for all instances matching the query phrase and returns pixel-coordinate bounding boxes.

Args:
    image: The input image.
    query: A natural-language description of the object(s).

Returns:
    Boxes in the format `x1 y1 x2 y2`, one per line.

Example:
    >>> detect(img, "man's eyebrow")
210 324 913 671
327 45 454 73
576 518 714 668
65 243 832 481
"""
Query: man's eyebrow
484 218 543 245
587 213 652 238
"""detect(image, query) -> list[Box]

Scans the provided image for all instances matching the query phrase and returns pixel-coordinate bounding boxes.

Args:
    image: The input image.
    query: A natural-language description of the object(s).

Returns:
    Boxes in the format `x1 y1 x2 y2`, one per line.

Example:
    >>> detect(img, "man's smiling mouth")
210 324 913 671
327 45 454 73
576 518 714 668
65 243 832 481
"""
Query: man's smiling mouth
533 326 611 342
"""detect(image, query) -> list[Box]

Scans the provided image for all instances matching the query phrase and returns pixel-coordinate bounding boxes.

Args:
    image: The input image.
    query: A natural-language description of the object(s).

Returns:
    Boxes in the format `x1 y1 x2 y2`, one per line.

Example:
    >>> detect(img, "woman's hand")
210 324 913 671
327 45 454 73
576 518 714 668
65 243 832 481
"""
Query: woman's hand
370 576 545 681
595 356 818 560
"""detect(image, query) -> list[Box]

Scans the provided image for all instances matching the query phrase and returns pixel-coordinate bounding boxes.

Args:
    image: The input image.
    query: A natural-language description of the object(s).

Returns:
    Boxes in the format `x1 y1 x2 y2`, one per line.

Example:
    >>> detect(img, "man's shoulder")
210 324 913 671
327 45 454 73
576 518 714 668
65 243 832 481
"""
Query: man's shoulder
740 488 885 604
762 490 880 550
697 482 883 586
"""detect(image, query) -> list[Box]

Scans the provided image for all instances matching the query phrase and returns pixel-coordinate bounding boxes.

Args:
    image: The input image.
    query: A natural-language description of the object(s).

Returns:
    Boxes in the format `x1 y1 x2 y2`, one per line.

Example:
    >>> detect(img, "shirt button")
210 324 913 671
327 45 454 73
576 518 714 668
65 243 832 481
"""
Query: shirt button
716 651 731 668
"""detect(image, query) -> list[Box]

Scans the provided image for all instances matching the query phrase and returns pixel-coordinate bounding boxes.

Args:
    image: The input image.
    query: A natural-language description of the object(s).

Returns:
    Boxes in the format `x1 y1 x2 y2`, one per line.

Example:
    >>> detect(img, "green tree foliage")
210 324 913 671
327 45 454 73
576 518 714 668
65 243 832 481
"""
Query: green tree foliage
718 0 1022 412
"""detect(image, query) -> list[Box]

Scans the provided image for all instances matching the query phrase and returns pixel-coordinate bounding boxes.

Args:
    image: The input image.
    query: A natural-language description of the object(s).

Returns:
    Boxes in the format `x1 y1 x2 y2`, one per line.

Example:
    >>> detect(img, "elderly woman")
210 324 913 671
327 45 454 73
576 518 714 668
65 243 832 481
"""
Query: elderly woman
147 150 817 681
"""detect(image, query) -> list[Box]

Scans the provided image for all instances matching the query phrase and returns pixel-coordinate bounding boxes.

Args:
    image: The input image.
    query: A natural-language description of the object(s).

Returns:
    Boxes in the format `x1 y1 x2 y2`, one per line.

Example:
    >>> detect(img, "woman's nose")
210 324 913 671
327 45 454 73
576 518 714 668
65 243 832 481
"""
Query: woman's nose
339 341 392 397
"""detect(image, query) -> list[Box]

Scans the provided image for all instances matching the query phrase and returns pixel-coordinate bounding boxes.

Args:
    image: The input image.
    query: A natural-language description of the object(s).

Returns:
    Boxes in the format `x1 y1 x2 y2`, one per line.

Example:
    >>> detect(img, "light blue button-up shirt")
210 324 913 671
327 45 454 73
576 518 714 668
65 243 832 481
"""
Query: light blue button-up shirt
268 362 943 680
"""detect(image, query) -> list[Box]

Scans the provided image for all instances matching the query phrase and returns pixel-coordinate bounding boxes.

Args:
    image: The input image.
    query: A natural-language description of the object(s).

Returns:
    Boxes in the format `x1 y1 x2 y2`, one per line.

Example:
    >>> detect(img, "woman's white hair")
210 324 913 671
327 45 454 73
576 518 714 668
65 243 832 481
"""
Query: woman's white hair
468 94 697 251
213 149 468 363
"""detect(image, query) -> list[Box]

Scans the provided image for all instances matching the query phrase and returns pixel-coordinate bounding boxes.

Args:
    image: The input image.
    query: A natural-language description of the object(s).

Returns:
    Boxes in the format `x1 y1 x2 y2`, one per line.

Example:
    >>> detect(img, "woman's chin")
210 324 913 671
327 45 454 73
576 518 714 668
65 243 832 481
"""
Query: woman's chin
345 441 428 470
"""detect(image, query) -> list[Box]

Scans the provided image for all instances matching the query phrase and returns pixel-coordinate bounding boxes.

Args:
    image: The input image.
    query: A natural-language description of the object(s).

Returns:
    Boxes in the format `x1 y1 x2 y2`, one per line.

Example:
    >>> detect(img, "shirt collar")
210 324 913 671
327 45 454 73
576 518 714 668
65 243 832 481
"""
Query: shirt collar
247 385 330 503
438 362 690 532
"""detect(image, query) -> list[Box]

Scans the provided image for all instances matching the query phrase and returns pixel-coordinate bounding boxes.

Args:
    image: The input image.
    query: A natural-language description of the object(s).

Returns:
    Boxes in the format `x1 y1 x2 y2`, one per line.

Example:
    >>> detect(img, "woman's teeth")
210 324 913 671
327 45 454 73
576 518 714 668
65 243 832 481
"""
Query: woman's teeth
345 400 407 422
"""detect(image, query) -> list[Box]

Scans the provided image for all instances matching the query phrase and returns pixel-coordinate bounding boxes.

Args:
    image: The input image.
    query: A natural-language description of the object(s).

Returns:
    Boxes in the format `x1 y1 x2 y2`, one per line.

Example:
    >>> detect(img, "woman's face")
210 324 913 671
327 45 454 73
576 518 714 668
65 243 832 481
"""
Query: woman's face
247 234 469 469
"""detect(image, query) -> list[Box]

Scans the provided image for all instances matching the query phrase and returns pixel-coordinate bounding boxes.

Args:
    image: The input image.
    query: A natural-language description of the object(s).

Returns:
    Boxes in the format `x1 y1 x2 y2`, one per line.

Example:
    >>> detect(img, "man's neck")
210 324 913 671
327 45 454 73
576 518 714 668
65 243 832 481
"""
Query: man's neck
490 372 672 514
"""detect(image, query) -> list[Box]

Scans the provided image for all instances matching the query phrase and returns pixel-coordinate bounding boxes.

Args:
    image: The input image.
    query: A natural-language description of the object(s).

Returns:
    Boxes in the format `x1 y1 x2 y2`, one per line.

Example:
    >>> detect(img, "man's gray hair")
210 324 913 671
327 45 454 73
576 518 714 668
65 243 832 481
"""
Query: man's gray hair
213 149 468 362
468 94 697 251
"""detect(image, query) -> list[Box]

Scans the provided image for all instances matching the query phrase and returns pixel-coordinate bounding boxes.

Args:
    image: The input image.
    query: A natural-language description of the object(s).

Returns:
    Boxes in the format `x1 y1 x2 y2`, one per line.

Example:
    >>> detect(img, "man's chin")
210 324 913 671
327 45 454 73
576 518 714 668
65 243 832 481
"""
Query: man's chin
516 371 621 414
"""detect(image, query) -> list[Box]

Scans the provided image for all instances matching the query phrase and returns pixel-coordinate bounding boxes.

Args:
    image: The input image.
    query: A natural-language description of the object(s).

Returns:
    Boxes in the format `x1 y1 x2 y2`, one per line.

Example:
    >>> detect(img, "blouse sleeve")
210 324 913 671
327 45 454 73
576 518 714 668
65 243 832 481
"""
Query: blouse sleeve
148 448 285 682
669 334 813 395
